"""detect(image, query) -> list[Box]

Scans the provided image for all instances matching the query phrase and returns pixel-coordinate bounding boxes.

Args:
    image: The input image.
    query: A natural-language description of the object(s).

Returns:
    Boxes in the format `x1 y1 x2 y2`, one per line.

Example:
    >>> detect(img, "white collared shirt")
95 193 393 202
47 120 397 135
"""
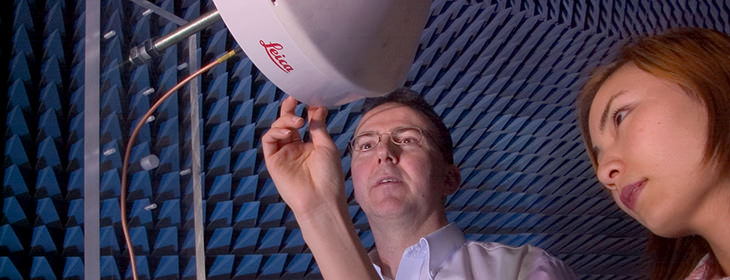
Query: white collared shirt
371 224 576 280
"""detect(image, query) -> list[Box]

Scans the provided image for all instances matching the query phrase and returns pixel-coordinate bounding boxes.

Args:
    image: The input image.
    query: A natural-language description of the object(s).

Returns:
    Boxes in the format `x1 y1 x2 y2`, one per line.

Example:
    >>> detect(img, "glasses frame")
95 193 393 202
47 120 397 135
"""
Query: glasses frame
348 127 426 153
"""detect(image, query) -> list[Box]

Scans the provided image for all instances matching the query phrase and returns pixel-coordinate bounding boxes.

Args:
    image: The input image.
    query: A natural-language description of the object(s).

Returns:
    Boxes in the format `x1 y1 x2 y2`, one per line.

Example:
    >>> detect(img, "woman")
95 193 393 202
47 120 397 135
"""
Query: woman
576 27 730 279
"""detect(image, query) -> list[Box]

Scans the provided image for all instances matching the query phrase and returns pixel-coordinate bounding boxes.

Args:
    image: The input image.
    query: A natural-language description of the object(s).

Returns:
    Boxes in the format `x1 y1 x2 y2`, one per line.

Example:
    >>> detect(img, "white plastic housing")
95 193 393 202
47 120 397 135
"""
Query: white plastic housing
212 0 430 106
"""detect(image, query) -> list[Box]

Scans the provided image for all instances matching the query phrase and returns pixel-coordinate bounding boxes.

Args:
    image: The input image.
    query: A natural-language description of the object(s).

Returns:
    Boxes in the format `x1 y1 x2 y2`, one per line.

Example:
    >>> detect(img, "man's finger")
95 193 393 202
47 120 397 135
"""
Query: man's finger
262 97 303 158
270 114 304 130
271 96 304 130
307 106 333 146
279 96 299 118
262 127 295 157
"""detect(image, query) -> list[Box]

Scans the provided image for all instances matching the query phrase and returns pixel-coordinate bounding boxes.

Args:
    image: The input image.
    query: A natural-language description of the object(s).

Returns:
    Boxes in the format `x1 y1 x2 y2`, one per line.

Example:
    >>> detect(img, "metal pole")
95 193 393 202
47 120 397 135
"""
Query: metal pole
128 10 221 65
83 0 101 277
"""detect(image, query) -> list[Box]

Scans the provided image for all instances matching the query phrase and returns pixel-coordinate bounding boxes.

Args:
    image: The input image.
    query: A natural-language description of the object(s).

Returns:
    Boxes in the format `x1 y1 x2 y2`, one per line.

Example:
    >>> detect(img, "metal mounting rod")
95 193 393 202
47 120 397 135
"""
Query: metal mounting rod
128 10 221 65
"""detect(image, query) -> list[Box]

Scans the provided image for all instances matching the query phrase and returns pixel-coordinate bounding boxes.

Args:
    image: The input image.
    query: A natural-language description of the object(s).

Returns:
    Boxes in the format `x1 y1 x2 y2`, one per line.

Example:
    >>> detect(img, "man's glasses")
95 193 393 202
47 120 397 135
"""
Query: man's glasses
349 127 425 152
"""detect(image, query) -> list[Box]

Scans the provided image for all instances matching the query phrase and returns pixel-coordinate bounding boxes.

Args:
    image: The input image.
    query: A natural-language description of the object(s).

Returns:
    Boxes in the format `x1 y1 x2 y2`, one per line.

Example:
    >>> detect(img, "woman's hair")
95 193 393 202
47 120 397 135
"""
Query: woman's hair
646 234 712 280
576 27 730 279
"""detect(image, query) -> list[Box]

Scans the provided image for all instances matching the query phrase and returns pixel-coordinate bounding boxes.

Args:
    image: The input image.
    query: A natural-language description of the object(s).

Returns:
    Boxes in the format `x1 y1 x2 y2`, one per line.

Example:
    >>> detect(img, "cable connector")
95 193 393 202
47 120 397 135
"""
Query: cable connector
127 39 159 65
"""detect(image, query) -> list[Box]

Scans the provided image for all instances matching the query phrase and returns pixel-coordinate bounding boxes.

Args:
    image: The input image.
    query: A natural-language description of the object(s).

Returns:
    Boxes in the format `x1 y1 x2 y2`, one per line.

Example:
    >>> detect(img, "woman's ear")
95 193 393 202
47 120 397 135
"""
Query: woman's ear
443 164 461 195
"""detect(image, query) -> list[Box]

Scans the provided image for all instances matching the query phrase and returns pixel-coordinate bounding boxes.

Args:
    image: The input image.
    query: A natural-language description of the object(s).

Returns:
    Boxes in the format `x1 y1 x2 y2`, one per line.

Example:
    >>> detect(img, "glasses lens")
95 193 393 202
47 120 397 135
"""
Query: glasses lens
352 132 379 151
391 128 422 145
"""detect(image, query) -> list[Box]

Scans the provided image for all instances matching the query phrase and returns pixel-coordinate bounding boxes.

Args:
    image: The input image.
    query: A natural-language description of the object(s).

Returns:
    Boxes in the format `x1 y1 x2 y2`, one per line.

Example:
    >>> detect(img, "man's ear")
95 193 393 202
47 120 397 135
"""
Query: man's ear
443 164 461 195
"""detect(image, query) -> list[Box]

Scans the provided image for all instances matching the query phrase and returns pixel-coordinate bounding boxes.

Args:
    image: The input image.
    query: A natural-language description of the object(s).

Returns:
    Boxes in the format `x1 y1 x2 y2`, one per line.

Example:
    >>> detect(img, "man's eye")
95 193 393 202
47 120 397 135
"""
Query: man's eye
395 136 418 144
356 139 376 151
359 143 373 151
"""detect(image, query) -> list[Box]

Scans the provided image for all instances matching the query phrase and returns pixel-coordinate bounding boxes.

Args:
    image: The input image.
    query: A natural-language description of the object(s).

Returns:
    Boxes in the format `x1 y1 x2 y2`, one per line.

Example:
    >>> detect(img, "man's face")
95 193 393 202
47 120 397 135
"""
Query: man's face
350 103 457 221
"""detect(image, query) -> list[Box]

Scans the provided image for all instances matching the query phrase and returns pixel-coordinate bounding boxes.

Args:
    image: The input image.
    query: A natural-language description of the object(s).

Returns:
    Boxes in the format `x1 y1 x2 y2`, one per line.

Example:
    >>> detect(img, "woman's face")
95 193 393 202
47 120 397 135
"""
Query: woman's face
587 63 721 237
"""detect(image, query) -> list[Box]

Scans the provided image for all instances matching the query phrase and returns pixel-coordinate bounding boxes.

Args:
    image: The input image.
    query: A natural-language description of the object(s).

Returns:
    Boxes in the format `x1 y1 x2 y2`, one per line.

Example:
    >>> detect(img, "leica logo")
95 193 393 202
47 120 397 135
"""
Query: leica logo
260 40 294 73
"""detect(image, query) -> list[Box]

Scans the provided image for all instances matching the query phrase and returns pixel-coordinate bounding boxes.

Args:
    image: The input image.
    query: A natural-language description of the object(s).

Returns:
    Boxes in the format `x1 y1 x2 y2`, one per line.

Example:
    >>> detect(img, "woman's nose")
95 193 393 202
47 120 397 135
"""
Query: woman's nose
596 153 622 190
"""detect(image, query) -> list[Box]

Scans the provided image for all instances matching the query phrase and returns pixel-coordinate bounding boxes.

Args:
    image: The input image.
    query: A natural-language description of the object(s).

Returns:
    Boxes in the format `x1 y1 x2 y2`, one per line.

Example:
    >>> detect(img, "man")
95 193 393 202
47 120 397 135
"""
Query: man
262 88 576 279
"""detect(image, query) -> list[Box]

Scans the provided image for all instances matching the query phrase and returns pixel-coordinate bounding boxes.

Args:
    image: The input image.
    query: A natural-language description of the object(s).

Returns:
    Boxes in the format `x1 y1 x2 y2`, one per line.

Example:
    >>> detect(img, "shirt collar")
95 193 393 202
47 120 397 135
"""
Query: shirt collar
421 223 465 275
368 223 466 279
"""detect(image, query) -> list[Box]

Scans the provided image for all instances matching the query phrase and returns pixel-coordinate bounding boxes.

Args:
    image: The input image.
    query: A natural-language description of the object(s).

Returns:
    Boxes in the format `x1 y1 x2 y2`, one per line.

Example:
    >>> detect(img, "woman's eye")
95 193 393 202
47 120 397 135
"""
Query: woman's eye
612 109 628 126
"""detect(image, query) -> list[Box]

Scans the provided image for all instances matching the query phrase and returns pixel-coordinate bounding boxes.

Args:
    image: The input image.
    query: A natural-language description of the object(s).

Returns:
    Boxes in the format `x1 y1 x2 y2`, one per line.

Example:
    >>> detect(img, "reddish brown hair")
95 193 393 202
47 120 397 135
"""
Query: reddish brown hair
576 27 730 279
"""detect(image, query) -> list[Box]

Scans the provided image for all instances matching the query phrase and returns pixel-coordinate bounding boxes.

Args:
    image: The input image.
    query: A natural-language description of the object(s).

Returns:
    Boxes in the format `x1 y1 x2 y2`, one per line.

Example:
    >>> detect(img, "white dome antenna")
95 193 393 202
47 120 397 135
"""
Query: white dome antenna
213 0 431 106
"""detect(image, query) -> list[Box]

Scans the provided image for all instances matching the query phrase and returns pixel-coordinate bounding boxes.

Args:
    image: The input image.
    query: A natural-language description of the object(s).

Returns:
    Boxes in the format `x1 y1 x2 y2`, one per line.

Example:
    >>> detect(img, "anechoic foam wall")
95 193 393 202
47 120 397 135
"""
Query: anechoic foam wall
2 0 729 279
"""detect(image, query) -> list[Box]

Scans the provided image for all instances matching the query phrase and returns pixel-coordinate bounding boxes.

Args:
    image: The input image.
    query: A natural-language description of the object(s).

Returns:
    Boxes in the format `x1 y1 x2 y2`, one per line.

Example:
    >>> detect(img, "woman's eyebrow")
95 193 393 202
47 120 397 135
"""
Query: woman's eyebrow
599 90 627 132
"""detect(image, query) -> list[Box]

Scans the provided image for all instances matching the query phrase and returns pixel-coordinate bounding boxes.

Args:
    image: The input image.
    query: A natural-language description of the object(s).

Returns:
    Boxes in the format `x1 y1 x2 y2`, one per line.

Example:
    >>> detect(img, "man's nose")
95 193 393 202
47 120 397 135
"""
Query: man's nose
376 136 399 164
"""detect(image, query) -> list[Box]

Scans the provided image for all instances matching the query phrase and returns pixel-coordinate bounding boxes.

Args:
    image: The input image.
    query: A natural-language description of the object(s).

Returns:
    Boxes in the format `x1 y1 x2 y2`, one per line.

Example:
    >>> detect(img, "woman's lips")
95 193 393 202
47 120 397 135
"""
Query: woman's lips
620 179 646 211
